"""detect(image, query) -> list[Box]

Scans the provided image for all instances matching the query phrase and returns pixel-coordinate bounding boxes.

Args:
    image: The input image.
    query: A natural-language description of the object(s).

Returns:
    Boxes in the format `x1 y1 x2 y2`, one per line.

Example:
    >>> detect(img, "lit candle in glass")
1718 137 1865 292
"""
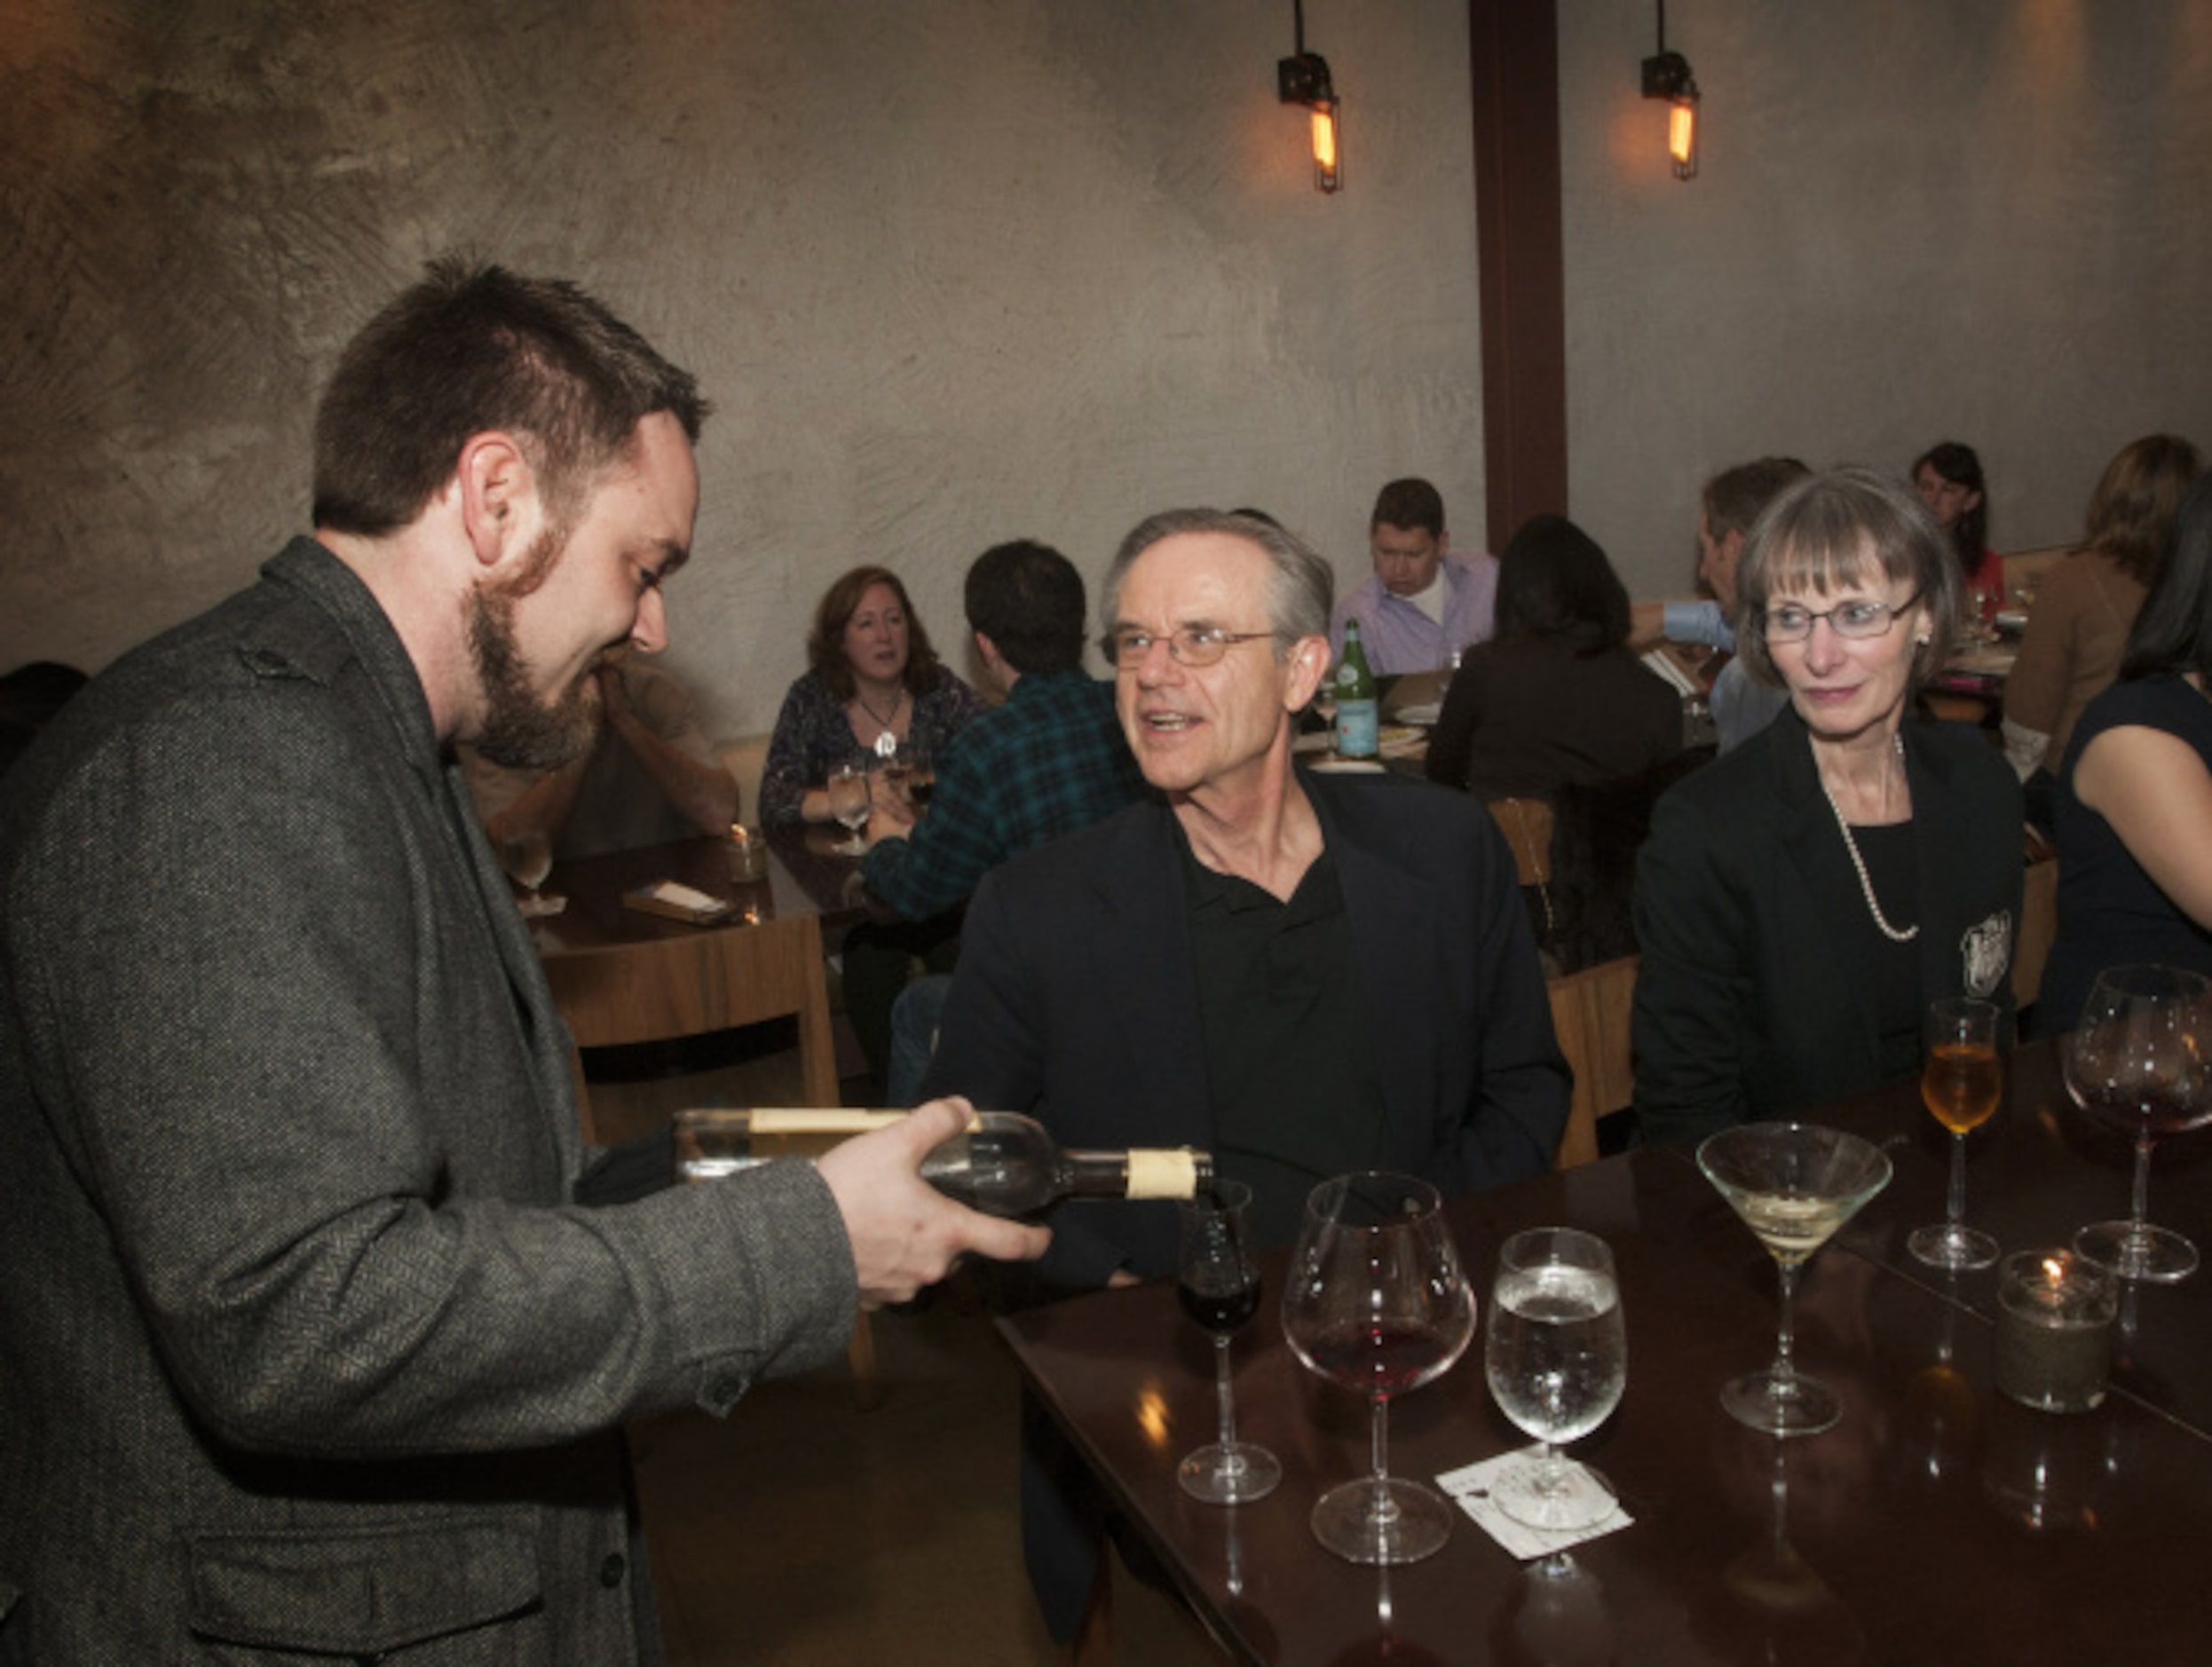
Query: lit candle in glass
1995 1249 2117 1413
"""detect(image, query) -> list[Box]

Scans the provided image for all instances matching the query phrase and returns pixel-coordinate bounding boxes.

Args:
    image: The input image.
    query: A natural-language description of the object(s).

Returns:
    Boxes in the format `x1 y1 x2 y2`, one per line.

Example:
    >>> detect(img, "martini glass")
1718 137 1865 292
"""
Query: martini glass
1697 1123 1892 1437
2064 964 2212 1282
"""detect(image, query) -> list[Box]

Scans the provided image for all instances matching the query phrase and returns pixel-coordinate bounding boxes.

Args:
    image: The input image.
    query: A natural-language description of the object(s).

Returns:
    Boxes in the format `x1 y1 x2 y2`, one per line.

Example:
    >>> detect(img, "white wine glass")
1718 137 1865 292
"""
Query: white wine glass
1908 997 2003 1271
1483 1227 1626 1532
1697 1123 1892 1437
1281 1172 1475 1565
825 762 873 854
1176 1181 1281 1505
499 829 561 918
2064 964 2212 1283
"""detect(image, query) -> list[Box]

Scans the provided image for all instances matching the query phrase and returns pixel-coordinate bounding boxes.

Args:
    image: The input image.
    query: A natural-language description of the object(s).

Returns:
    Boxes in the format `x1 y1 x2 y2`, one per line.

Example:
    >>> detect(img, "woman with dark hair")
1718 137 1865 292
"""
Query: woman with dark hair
757 565 986 826
1913 440 2005 622
1632 469 2023 1149
2005 434 2200 818
2039 469 2212 1031
759 565 986 1096
1423 514 1682 798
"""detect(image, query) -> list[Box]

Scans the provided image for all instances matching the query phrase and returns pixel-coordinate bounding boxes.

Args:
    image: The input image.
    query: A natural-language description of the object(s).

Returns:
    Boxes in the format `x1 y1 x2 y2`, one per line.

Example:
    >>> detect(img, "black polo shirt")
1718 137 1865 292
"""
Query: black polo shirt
1175 823 1388 1248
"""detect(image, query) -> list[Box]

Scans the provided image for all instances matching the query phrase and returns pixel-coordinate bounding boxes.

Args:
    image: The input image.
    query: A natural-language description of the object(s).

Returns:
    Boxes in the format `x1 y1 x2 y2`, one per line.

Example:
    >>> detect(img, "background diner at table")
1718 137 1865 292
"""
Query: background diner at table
1629 454 1812 754
1423 512 1681 802
758 564 986 1097
2038 466 2212 1031
1913 438 2005 625
2003 431 2201 826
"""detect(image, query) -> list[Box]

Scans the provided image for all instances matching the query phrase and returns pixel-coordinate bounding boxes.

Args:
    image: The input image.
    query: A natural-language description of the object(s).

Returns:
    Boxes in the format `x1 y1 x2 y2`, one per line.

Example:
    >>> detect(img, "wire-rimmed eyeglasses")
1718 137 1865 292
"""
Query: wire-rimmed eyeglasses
1762 591 1922 644
1100 627 1276 669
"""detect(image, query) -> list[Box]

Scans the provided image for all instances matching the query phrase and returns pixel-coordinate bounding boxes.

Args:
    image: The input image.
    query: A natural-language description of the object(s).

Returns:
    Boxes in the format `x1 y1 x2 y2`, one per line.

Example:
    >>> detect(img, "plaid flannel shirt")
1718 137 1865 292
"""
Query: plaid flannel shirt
863 670 1147 920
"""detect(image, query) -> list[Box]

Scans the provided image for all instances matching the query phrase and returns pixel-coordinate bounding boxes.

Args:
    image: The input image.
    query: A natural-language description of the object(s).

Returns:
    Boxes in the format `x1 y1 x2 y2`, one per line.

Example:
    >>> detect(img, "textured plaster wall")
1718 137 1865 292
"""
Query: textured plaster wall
0 0 1485 738
1560 1 2212 601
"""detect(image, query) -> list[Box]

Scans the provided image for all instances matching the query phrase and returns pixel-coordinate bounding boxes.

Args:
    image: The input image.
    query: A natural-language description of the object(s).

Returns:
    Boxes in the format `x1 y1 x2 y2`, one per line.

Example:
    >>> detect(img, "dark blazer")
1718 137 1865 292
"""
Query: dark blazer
923 768 1569 1290
0 541 855 1663
1631 707 2025 1150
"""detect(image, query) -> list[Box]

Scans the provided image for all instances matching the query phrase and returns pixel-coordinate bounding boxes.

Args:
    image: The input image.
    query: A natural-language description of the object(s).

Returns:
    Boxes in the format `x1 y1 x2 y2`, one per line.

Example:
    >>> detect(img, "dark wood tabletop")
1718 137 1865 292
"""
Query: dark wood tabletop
998 1039 2212 1664
521 834 858 1110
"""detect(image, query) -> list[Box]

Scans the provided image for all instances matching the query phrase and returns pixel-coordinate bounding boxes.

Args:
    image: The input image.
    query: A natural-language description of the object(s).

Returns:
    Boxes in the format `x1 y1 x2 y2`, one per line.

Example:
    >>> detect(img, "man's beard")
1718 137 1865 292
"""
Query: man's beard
467 528 605 771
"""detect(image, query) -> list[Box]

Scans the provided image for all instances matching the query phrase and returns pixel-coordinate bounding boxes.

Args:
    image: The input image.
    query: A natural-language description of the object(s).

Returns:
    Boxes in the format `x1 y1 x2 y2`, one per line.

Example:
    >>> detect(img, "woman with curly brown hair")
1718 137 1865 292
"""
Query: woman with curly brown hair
757 565 985 826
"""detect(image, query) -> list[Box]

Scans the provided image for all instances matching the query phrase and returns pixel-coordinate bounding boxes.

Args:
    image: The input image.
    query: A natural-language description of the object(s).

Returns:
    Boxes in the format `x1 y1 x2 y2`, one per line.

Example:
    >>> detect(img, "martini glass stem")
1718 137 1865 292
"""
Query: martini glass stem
1944 1130 1971 1238
1773 1260 1803 1385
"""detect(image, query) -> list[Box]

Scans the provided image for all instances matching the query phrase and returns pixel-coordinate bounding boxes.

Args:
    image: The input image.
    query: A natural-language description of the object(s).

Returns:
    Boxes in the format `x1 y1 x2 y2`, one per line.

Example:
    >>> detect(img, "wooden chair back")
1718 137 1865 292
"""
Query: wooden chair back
1488 796 1555 888
1546 954 1639 1169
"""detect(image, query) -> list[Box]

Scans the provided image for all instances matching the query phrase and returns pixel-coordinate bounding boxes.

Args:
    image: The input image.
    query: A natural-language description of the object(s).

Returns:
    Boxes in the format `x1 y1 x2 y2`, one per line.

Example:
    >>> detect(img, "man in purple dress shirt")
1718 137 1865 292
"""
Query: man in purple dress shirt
1327 476 1499 677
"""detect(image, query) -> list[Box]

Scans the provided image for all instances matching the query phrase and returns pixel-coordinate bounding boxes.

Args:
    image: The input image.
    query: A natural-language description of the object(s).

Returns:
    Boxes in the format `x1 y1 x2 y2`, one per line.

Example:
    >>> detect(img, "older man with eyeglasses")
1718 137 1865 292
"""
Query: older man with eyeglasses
920 506 1568 1645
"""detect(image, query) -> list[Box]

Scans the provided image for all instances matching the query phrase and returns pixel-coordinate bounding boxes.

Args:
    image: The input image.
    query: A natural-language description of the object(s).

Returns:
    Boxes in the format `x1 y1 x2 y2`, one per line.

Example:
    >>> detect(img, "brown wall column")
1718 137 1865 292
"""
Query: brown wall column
1467 0 1568 551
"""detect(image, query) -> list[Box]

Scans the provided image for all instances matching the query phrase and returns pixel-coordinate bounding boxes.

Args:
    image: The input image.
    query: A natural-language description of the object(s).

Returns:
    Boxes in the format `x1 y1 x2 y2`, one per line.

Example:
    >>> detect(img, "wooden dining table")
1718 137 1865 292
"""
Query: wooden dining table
525 831 868 1120
997 1036 2211 1663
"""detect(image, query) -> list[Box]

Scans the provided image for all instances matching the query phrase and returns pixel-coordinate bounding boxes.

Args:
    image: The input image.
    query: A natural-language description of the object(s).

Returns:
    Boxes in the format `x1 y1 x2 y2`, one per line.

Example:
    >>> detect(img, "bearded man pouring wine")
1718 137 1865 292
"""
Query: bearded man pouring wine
0 261 1044 1663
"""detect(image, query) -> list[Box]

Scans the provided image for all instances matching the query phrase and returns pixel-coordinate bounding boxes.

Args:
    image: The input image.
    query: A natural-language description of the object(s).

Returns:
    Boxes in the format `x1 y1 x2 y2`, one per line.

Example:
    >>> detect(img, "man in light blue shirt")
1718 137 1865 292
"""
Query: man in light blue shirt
1635 457 1809 751
1328 477 1498 677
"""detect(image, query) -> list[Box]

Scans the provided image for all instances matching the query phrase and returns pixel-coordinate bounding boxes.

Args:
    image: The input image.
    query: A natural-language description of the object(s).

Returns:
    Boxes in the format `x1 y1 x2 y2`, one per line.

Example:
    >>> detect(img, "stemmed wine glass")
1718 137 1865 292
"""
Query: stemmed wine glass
1908 998 2003 1270
1282 1172 1476 1565
2063 964 2212 1283
1697 1123 1892 1437
825 762 872 855
1175 1181 1281 1505
1483 1227 1627 1532
500 829 561 917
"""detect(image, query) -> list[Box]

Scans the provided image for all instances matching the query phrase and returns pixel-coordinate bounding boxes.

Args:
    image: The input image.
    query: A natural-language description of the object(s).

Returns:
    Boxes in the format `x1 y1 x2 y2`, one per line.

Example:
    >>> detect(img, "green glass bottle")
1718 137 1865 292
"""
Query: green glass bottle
1334 620 1379 758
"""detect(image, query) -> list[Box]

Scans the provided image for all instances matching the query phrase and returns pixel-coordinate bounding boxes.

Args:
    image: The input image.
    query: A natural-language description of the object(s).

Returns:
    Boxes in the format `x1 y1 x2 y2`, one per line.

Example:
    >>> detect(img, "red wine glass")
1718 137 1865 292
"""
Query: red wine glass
1176 1181 1280 1504
1281 1172 1475 1564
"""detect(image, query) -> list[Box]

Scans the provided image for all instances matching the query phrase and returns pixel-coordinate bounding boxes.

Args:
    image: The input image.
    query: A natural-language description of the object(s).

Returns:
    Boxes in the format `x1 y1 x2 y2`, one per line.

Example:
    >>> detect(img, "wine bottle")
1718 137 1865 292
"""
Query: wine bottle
672 1108 1213 1217
1333 619 1379 759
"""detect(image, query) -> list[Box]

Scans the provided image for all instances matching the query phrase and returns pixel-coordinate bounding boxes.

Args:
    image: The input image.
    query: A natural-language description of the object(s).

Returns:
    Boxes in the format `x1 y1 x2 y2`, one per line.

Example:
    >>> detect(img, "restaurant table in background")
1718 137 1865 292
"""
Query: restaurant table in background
999 1039 2210 1663
527 834 861 1126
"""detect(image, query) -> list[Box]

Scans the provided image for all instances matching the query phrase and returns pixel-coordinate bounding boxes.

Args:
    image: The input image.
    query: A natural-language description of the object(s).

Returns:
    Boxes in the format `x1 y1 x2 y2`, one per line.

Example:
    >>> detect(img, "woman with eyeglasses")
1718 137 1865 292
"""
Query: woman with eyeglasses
1631 468 2024 1149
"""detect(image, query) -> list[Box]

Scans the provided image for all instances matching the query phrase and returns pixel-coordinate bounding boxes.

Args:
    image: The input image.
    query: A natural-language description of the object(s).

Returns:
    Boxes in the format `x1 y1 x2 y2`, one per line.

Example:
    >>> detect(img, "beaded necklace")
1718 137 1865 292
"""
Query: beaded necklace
1819 734 1917 944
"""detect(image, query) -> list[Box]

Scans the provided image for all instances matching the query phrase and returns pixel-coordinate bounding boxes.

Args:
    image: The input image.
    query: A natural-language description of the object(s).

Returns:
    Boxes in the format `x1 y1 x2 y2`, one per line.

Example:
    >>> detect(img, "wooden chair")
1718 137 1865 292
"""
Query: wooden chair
1488 796 1556 888
1546 955 1639 1170
541 912 879 1409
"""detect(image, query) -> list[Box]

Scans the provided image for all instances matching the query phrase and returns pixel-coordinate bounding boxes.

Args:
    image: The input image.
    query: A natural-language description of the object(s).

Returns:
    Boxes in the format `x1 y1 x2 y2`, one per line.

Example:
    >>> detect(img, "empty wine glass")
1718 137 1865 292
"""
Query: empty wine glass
2064 964 2212 1282
1698 1123 1892 1437
1483 1227 1627 1532
1176 1181 1280 1505
500 829 561 918
1282 1172 1475 1565
825 762 872 854
1908 998 2003 1271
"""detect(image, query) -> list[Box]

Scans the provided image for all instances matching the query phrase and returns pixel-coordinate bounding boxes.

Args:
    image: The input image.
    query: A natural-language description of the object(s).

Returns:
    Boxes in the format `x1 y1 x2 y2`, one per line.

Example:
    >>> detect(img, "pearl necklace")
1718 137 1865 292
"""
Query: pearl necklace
1819 734 1917 944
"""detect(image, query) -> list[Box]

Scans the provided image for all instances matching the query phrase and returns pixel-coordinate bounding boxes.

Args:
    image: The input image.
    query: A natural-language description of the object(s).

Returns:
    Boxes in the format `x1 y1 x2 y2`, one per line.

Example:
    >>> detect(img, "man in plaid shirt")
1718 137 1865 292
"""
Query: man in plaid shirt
859 539 1146 920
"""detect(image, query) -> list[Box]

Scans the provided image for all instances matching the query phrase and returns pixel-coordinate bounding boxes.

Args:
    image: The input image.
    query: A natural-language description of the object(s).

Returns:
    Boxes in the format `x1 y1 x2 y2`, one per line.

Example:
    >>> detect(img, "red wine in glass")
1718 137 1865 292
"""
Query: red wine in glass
1176 1182 1280 1505
1179 1278 1262 1335
1300 1319 1460 1398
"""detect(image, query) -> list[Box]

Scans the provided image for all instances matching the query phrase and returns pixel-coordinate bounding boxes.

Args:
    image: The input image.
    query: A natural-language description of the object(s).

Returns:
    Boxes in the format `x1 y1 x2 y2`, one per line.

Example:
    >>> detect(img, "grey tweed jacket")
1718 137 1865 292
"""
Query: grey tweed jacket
0 540 856 1663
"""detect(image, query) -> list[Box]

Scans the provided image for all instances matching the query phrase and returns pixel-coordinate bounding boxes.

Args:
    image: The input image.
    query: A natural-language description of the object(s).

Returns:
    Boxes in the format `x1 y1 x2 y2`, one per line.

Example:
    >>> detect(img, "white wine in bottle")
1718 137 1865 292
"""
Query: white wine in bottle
673 1108 1213 1218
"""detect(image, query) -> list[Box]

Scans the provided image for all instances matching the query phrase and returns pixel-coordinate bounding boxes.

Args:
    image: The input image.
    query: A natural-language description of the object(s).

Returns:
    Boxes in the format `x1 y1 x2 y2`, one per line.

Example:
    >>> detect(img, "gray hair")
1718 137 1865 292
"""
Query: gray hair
1734 467 1961 691
1101 508 1333 653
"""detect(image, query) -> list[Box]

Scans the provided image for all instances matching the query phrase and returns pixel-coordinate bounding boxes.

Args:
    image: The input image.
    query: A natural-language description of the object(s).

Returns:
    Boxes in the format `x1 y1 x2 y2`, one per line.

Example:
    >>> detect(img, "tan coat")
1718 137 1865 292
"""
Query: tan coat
2004 547 2147 770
